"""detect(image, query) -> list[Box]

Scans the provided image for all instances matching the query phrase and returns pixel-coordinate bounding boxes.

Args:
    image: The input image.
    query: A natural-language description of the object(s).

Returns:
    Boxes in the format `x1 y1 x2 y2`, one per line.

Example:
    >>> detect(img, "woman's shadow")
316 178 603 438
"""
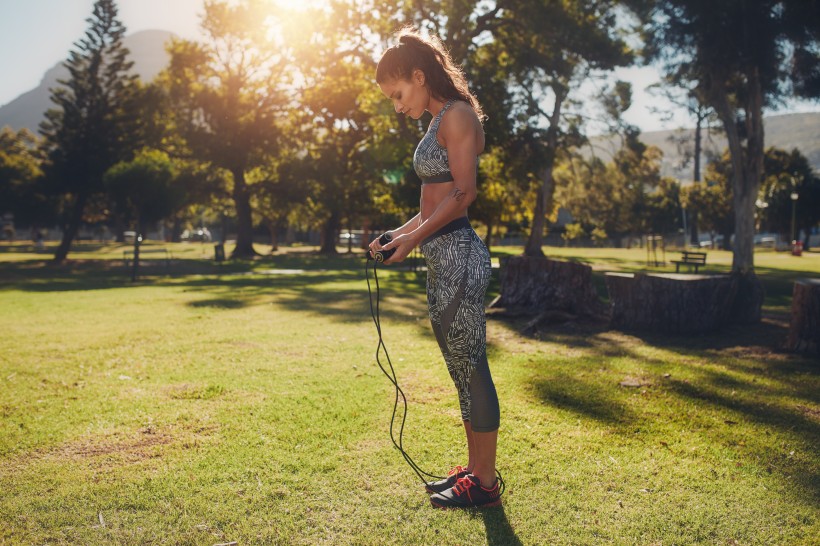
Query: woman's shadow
479 504 523 546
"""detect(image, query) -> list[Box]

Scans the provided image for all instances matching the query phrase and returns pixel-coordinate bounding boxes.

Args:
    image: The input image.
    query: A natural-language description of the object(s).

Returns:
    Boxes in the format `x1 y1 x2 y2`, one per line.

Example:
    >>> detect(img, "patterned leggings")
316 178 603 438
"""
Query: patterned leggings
422 224 499 432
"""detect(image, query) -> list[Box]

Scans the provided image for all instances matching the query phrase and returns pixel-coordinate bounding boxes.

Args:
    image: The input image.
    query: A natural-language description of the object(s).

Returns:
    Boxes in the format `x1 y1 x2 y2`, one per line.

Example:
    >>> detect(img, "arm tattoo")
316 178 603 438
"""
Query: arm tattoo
450 188 468 202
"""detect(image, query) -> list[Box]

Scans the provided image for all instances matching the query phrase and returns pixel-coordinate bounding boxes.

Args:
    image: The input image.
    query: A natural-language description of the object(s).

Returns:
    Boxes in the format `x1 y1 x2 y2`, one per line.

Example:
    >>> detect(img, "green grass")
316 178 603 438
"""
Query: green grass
0 242 818 545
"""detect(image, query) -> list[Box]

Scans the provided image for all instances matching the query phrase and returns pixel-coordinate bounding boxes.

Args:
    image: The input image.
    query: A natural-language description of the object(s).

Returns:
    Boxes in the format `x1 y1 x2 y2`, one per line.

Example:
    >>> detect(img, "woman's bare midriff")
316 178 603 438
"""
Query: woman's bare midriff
420 181 468 222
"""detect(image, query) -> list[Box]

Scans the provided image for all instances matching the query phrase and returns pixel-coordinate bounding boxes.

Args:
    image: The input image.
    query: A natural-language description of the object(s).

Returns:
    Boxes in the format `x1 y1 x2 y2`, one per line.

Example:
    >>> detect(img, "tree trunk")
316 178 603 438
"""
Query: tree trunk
689 111 703 247
490 255 605 317
524 179 548 257
786 278 820 356
320 210 340 254
689 211 699 247
801 225 811 252
267 221 279 253
693 110 703 183
171 217 183 243
524 88 564 257
728 270 765 324
230 167 257 259
711 74 764 322
484 219 493 254
53 192 88 264
606 272 738 334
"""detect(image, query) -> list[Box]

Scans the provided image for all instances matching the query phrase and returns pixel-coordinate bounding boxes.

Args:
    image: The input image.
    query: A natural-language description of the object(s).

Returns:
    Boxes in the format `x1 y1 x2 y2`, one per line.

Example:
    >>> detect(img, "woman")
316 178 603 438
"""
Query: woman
369 29 502 509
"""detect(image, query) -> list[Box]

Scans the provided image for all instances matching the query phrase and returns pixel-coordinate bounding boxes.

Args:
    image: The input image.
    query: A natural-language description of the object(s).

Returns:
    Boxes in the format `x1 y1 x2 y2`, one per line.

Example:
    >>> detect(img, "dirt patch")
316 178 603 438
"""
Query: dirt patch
796 404 820 421
53 431 174 463
717 344 791 361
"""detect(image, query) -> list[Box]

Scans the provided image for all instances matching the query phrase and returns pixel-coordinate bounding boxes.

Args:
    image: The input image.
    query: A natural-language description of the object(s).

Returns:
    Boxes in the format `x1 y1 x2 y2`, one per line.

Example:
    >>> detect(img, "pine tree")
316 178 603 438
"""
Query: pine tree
40 0 138 263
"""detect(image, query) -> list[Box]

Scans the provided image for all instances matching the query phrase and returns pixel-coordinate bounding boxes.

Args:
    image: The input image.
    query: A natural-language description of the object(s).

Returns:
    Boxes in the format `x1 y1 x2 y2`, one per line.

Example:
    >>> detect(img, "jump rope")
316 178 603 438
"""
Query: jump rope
364 232 504 493
365 232 447 486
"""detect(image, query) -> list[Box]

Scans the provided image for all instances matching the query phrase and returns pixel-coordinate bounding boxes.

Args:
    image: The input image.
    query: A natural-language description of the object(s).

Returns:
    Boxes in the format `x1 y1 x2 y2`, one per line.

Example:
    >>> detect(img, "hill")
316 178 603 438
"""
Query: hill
589 112 820 178
0 30 174 133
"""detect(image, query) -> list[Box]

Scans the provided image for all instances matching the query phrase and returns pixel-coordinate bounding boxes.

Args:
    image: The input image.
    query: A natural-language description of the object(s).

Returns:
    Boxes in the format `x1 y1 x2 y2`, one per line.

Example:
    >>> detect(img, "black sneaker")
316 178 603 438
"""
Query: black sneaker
425 465 470 494
429 473 503 509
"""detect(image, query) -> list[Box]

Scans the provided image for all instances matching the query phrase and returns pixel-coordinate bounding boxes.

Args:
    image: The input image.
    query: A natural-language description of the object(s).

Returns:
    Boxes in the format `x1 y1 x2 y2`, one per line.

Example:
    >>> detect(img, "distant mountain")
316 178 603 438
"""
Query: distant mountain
589 112 820 178
0 30 175 133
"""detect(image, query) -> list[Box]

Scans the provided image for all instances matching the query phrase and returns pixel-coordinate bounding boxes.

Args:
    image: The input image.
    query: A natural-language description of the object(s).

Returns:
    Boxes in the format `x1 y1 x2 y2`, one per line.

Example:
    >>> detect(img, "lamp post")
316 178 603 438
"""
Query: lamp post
790 191 799 243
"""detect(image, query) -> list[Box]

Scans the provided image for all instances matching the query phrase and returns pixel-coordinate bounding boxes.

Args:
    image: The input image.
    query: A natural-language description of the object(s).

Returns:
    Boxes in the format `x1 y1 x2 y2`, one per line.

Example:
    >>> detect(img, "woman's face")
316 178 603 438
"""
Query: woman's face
378 70 428 120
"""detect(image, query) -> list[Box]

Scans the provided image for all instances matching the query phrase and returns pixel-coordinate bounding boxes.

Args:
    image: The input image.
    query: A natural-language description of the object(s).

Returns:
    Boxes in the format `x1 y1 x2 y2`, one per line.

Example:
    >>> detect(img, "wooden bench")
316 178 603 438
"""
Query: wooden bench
672 251 707 273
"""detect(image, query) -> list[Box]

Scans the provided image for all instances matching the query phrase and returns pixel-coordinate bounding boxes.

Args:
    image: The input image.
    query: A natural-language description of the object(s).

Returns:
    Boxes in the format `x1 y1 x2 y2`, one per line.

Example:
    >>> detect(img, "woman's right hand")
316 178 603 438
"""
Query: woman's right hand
368 231 392 259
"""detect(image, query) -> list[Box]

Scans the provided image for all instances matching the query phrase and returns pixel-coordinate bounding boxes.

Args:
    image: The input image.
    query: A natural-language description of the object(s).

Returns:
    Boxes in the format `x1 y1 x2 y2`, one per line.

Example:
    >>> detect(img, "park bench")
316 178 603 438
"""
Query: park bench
672 251 707 273
123 248 173 270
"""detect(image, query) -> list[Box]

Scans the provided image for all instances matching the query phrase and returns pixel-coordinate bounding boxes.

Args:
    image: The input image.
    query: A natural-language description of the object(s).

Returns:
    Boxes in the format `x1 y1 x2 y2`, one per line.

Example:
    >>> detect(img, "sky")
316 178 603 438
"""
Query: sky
0 0 817 134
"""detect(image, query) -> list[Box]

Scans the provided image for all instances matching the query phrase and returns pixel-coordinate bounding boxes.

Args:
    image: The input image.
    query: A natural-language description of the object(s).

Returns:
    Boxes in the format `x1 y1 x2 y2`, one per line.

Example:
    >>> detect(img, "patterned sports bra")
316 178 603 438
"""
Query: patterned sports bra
413 100 476 184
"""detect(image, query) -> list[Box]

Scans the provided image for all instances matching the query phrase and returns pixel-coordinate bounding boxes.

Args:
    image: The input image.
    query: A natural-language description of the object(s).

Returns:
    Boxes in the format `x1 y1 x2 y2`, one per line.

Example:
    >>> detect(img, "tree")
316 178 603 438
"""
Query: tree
0 128 47 229
471 146 527 251
104 149 184 236
648 81 717 245
554 152 625 244
163 0 287 258
484 1 634 256
104 149 185 280
556 133 680 246
631 0 820 322
760 147 820 250
40 0 139 263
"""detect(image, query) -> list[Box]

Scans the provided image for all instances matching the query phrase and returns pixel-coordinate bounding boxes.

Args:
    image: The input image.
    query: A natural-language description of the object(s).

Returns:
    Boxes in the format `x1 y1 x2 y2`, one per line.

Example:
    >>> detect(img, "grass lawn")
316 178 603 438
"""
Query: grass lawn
0 241 818 545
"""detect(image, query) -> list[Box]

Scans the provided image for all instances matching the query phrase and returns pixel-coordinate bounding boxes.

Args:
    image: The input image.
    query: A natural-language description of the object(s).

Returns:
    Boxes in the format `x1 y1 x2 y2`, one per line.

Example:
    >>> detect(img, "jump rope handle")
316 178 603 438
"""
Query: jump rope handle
371 232 396 263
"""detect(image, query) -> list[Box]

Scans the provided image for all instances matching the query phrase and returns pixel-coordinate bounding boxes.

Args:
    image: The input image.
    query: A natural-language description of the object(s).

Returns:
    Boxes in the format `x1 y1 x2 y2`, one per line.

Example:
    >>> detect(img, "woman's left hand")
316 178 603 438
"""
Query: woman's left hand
381 233 418 264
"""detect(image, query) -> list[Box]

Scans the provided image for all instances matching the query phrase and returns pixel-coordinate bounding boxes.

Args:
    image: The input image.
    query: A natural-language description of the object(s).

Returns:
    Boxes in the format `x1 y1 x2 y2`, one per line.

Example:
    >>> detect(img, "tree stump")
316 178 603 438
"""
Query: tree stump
605 272 738 334
489 256 604 316
786 279 820 356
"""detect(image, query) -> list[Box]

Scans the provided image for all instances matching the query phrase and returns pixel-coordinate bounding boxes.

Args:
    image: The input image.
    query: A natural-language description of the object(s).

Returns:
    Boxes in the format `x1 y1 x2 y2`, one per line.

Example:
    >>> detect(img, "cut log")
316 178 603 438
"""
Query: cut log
489 255 605 317
605 272 738 335
786 278 820 356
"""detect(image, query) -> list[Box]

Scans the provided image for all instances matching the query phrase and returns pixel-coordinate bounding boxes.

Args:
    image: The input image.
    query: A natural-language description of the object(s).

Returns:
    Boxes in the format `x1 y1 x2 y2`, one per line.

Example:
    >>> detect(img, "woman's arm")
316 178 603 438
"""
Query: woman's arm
392 212 422 236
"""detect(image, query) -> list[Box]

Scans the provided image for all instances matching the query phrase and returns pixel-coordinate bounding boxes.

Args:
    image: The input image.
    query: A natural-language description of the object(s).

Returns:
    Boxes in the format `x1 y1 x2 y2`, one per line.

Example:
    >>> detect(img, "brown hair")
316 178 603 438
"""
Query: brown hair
376 28 485 122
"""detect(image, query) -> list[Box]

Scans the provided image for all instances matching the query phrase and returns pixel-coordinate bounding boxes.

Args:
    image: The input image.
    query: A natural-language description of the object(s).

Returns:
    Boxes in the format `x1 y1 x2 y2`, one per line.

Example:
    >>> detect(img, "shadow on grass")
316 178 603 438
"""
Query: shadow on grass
0 254 436 336
532 372 636 425
479 504 523 546
505 312 820 501
189 298 247 309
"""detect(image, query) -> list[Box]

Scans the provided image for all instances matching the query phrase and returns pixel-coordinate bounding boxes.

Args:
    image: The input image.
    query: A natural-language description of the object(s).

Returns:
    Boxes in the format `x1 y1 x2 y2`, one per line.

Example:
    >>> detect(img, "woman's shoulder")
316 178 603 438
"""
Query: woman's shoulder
440 100 481 131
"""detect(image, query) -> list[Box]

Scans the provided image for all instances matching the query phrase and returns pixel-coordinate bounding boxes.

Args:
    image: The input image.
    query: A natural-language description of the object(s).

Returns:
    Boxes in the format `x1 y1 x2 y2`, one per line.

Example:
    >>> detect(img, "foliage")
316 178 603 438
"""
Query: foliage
103 149 185 233
162 0 288 258
0 128 48 227
561 222 585 246
479 0 635 255
39 0 140 262
680 178 732 247
472 146 528 248
629 0 820 301
759 147 820 246
556 130 681 242
590 226 608 246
